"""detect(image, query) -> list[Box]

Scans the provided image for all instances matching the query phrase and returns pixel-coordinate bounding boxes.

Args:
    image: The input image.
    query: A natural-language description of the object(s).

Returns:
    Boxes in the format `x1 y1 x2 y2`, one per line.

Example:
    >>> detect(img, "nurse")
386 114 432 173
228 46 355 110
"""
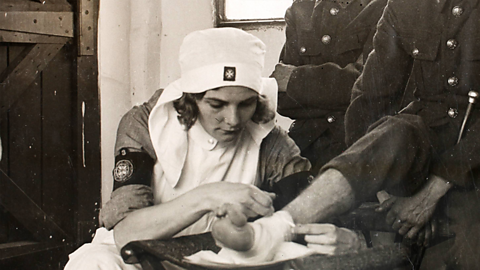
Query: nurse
64 27 311 270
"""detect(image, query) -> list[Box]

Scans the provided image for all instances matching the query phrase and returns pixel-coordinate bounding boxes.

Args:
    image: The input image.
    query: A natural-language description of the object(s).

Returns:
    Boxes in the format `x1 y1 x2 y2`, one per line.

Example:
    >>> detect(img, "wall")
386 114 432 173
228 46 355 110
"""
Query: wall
98 0 132 203
98 0 286 204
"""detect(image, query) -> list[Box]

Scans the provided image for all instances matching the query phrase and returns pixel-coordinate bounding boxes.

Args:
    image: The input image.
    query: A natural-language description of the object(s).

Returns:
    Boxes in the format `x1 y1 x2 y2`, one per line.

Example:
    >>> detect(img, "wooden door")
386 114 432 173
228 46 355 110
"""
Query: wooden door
0 0 100 269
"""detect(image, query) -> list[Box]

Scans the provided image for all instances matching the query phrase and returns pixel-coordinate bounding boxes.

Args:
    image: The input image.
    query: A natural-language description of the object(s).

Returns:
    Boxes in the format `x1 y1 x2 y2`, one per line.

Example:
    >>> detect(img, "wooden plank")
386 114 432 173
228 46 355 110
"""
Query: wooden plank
4 44 42 243
0 208 7 243
0 43 64 117
75 55 101 246
0 30 70 44
0 0 72 12
0 241 64 260
1 45 27 244
0 169 71 242
41 44 75 235
0 241 72 270
0 45 8 173
0 11 74 37
8 45 43 205
74 0 101 246
78 0 95 55
0 45 8 243
1 210 35 244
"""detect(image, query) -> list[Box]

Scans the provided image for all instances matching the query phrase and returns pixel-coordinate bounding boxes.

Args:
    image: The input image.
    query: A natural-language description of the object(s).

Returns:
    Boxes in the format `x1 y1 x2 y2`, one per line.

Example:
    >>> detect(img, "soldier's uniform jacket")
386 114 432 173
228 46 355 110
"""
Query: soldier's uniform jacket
277 0 388 166
347 0 480 188
346 0 480 267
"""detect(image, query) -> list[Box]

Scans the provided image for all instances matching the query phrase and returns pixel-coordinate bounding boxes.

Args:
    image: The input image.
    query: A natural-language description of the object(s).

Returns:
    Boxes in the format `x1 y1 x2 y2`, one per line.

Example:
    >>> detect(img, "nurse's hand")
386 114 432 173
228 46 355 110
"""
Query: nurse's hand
212 203 254 251
293 224 366 255
198 182 276 218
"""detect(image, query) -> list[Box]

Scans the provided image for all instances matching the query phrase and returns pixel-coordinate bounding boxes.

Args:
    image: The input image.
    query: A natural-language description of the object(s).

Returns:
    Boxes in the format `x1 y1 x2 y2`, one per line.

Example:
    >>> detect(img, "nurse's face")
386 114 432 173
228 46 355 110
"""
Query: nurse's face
196 86 258 143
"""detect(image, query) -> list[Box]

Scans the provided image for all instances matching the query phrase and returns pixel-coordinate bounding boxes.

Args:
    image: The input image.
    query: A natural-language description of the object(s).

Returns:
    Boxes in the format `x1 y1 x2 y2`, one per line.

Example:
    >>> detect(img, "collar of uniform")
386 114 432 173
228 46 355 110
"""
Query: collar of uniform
189 122 218 151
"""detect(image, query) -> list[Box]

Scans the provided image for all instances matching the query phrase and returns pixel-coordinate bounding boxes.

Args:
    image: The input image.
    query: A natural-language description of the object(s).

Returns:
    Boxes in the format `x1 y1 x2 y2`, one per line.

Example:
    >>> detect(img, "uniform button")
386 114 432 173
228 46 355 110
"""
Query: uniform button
447 76 459 87
448 108 458 118
452 6 463 17
412 48 419 56
124 249 134 256
327 115 336 123
321 35 331 45
446 39 458 50
330 8 339 16
300 47 307 53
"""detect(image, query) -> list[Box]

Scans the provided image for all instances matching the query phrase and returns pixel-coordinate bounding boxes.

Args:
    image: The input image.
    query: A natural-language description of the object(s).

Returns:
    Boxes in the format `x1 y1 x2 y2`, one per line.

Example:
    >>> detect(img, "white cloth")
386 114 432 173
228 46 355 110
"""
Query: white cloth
64 228 142 270
148 78 277 190
147 70 278 237
184 242 315 268
153 121 262 237
184 211 316 267
148 28 278 192
177 28 266 97
147 28 278 206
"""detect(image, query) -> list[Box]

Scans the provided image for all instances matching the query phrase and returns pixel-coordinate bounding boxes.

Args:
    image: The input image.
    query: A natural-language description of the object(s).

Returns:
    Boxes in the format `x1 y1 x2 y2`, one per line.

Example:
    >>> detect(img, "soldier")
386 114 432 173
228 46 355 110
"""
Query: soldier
215 0 480 268
342 0 480 267
272 0 387 173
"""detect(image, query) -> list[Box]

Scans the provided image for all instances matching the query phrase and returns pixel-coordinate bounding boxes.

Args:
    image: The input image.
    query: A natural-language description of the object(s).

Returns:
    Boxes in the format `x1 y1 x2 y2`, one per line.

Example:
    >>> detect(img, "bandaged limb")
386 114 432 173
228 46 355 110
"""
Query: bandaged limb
212 210 294 263
212 203 254 251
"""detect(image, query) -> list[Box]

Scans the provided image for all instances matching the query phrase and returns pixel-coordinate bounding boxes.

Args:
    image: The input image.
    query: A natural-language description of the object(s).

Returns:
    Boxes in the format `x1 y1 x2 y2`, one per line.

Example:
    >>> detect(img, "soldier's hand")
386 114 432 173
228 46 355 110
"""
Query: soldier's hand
376 194 437 240
271 63 296 93
376 175 451 241
414 219 437 247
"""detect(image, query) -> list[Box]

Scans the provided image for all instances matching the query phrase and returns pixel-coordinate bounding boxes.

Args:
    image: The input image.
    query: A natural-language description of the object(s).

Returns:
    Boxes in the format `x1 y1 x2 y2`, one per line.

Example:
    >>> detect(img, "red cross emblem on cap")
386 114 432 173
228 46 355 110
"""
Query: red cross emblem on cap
224 66 236 81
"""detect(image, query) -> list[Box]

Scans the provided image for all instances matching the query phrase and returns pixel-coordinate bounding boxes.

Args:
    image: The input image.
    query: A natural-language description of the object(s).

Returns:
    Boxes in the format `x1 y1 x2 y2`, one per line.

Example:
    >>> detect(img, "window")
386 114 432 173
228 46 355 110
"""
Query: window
217 0 293 25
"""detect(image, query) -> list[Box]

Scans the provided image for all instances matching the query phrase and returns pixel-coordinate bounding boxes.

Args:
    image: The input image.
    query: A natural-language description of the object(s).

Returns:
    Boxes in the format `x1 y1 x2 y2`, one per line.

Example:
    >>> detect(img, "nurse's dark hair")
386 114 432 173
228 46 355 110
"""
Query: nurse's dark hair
173 89 275 130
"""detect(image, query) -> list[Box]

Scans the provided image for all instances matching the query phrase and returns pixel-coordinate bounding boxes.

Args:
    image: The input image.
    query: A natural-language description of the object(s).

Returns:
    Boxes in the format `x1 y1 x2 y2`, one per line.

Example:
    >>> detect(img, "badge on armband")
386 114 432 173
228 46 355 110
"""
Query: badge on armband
114 159 134 183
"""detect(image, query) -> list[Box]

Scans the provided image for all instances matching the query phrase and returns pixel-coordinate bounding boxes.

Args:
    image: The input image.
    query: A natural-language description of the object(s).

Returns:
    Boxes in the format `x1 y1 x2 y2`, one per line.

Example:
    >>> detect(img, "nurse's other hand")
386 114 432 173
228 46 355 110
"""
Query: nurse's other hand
215 203 248 227
293 224 366 255
198 182 275 218
212 203 254 251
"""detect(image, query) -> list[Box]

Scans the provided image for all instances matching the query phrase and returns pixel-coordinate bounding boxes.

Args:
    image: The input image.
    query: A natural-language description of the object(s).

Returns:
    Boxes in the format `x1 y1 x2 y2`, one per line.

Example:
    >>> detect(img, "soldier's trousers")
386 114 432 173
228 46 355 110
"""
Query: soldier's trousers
323 114 480 269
